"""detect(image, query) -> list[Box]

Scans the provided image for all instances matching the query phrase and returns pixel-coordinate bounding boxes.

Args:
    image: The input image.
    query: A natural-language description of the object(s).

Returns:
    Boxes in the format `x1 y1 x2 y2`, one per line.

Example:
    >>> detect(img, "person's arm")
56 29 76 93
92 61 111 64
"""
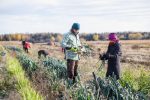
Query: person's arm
106 43 122 59
100 53 108 60
61 34 72 50
29 43 31 48
100 45 110 60
78 35 82 47
76 35 83 52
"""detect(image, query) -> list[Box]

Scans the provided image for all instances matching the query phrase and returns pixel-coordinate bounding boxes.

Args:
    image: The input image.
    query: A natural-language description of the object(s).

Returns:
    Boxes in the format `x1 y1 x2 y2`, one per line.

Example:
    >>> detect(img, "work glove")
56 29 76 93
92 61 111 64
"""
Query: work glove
70 47 79 52
65 47 71 50
65 47 81 52
99 53 109 60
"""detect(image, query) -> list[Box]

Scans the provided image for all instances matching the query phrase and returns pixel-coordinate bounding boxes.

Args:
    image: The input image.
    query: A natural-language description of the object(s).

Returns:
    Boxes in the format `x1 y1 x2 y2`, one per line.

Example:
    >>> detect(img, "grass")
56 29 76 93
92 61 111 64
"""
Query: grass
1 41 150 99
17 53 38 78
0 45 5 62
6 55 44 100
97 62 150 98
0 63 16 99
120 67 150 96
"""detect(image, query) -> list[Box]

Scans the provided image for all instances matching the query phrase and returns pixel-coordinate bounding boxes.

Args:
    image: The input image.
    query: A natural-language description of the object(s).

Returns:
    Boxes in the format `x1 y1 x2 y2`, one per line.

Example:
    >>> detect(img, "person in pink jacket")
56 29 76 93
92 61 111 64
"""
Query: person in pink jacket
22 40 31 53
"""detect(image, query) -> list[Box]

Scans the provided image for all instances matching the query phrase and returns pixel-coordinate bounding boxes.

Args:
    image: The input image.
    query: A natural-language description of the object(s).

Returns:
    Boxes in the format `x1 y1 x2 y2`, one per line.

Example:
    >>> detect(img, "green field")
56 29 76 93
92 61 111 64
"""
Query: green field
0 40 150 100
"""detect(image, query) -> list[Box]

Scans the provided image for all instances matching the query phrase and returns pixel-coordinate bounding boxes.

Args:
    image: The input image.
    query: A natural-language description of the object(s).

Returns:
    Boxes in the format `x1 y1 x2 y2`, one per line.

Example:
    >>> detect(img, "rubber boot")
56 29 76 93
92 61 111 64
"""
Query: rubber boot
67 79 73 88
73 77 77 84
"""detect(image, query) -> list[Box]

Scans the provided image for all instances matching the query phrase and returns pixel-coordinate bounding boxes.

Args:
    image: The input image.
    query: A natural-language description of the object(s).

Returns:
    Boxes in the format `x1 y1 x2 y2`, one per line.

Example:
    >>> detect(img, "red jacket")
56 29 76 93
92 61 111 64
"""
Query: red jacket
24 42 31 48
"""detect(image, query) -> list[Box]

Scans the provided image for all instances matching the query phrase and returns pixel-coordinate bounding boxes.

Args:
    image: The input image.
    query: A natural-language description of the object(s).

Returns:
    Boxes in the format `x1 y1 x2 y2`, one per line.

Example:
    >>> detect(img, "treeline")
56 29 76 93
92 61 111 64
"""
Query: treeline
0 32 149 42
81 32 150 41
0 33 63 43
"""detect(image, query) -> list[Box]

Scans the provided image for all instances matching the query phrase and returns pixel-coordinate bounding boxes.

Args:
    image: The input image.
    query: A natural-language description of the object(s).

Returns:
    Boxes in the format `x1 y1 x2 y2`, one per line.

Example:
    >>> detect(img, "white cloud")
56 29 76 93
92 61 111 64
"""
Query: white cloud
0 0 150 33
0 0 58 6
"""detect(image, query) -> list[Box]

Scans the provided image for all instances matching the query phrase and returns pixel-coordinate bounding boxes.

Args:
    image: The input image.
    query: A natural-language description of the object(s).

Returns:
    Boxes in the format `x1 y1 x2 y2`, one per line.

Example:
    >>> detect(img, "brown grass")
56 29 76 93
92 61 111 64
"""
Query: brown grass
1 40 150 85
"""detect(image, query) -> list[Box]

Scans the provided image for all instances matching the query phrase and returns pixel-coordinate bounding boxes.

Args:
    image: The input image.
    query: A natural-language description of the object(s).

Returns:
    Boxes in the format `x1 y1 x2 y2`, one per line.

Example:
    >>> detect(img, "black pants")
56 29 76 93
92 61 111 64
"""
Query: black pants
23 47 28 53
67 59 78 79
106 72 120 80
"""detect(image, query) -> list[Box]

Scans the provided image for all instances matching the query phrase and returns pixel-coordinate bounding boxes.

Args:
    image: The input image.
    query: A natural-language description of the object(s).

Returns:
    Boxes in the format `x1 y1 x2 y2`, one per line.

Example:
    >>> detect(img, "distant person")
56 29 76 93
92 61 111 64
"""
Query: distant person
38 50 49 58
22 40 31 53
61 23 82 86
100 33 122 80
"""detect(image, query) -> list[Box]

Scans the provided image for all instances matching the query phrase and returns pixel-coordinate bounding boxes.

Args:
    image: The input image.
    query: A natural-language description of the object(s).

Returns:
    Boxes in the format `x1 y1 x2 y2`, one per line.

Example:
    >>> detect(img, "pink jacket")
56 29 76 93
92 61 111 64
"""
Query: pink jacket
25 42 31 48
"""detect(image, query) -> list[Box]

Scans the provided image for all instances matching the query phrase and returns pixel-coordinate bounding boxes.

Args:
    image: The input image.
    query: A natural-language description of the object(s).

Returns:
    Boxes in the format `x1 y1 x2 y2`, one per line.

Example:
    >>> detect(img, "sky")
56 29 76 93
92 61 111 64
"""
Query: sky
0 0 150 34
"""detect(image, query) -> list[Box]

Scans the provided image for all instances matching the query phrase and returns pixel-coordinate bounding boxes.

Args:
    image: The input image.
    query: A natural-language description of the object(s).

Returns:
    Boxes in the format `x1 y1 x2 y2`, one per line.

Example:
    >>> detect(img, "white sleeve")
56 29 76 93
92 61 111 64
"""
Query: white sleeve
61 34 72 48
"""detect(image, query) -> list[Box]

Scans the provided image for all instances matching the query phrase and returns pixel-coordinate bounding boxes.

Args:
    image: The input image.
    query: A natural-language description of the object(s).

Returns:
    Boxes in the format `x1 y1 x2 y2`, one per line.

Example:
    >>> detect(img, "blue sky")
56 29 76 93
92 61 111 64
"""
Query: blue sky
0 0 150 33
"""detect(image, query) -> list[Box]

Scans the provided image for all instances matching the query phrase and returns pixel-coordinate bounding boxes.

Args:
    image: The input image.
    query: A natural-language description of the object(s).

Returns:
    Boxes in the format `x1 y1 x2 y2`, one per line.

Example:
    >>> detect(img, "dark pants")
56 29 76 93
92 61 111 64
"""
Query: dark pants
23 47 29 53
106 71 120 80
67 59 78 79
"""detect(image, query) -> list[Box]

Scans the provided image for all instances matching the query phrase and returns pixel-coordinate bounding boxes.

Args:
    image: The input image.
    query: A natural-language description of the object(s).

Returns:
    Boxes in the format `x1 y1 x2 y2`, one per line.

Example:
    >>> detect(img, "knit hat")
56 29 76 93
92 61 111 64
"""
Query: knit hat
108 33 118 42
71 23 80 30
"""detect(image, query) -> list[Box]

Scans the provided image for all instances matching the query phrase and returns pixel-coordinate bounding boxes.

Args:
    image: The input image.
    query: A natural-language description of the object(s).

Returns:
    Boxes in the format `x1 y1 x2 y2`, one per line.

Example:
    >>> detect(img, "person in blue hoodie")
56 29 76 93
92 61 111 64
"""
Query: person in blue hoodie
61 23 82 85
